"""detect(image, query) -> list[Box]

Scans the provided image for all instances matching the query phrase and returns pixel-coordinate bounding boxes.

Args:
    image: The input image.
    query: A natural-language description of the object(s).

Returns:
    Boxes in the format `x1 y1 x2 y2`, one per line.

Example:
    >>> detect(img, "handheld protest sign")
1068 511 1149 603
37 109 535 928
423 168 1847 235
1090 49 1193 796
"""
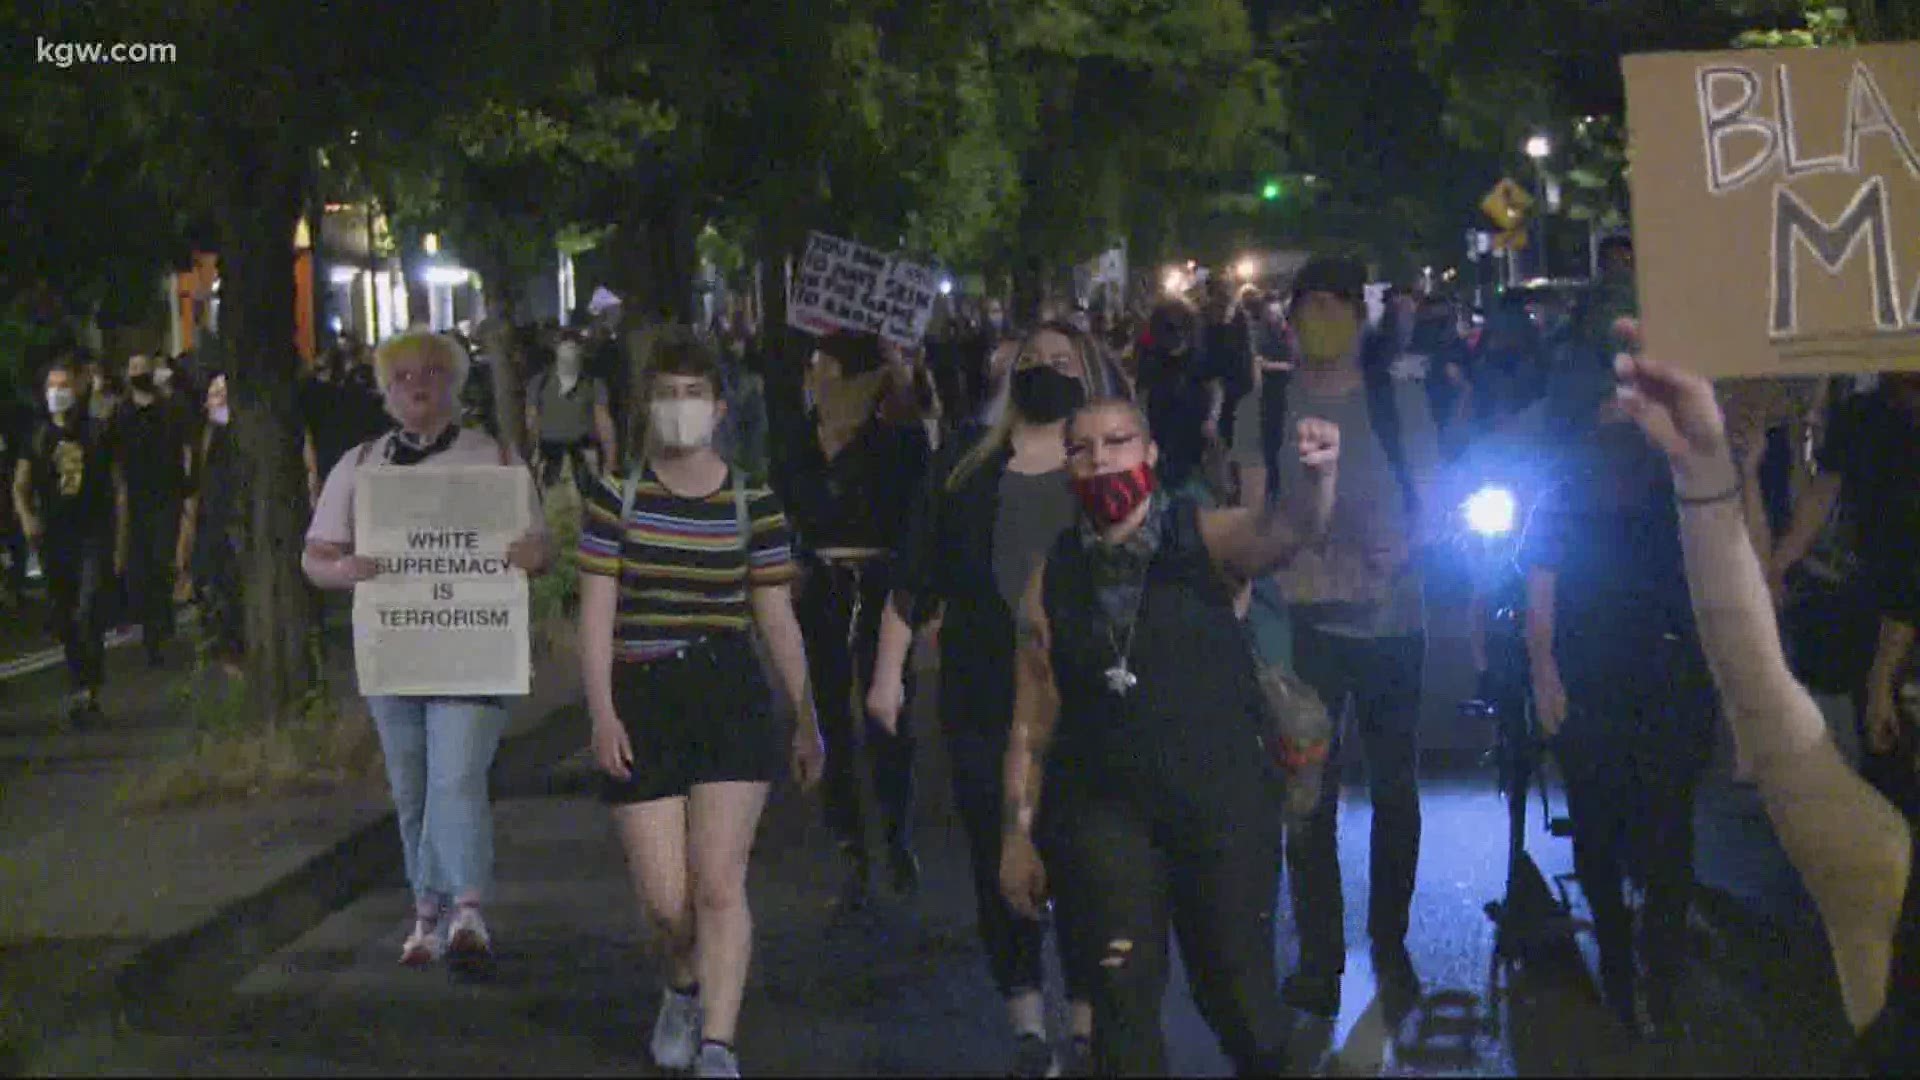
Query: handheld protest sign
1623 41 1920 378
785 231 940 348
350 464 534 697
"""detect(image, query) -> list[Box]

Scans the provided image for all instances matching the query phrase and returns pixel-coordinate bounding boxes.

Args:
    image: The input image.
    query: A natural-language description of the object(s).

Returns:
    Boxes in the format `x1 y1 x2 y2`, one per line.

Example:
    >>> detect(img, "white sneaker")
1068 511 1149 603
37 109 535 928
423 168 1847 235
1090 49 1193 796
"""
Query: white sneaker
399 919 441 967
650 986 702 1070
446 904 492 966
694 1040 740 1079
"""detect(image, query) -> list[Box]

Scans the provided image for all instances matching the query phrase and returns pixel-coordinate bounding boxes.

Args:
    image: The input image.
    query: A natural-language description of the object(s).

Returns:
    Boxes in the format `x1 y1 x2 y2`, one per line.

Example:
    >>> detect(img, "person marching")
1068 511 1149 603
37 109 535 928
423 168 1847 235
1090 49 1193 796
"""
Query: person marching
114 352 195 667
578 327 824 1080
303 331 553 975
869 321 1124 1076
12 357 128 724
1001 395 1339 1075
776 330 934 911
180 373 246 674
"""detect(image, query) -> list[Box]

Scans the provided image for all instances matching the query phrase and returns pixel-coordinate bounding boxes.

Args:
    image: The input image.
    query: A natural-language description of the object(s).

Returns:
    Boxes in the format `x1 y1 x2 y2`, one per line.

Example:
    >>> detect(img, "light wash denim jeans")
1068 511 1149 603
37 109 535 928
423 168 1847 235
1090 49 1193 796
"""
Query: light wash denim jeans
365 695 510 912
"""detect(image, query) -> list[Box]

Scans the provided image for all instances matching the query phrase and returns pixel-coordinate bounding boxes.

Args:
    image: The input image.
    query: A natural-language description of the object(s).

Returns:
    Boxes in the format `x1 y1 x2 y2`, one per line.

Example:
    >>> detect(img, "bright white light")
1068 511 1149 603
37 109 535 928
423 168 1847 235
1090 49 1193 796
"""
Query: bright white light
1525 135 1552 160
1464 485 1518 538
938 278 954 296
1235 257 1258 281
422 266 471 287
1163 268 1187 294
328 266 358 286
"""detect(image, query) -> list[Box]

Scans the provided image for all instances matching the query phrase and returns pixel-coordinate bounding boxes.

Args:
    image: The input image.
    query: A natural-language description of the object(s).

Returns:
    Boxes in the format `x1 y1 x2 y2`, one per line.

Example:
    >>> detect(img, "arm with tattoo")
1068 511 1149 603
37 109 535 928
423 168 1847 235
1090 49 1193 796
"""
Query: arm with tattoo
1003 565 1061 839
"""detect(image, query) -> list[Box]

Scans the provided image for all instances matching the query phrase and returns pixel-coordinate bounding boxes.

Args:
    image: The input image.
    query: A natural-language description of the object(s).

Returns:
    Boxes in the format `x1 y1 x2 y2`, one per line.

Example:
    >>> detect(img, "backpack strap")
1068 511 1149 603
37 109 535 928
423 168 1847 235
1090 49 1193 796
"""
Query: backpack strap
618 462 640 534
733 465 750 552
1360 337 1420 522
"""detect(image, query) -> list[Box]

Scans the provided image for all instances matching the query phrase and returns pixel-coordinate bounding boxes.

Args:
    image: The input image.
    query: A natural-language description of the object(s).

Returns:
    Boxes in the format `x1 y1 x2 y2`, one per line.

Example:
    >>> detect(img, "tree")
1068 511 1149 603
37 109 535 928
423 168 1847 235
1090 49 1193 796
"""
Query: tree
9 2 596 724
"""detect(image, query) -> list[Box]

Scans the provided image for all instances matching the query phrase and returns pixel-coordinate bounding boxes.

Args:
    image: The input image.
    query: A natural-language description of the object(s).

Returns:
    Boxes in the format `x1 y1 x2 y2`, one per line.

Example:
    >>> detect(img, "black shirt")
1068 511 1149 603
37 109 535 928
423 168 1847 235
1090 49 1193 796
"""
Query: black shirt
1817 390 1920 624
776 412 932 558
1521 427 1698 656
1038 498 1271 811
116 396 192 508
26 416 116 541
1139 348 1212 489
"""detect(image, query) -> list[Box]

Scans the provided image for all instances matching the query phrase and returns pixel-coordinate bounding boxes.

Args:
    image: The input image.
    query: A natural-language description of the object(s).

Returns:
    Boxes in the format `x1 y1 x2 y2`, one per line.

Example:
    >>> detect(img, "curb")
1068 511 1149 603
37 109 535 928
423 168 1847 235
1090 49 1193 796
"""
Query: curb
13 697 586 1066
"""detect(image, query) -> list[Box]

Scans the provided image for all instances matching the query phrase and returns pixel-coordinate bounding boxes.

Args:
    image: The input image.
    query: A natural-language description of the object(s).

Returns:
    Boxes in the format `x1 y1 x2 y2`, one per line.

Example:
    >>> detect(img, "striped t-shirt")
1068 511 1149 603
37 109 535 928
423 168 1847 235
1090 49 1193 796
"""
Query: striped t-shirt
578 464 797 663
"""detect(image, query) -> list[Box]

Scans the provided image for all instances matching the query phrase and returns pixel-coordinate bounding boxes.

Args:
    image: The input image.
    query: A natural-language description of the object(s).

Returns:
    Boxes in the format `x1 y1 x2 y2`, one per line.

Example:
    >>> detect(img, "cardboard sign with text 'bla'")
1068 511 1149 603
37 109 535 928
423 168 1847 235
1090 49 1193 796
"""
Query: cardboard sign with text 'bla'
1623 41 1920 378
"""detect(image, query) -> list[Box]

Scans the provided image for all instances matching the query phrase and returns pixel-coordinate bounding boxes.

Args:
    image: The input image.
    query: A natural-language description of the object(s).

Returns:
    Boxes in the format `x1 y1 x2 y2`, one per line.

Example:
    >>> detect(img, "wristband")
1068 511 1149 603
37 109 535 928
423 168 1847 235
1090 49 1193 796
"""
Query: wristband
1677 482 1742 507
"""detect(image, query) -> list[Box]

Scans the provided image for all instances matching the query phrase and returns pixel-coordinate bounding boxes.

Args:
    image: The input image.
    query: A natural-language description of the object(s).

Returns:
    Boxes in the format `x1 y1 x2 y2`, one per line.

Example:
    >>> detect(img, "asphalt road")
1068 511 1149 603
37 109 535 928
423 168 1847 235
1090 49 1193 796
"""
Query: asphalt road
28 743 1853 1077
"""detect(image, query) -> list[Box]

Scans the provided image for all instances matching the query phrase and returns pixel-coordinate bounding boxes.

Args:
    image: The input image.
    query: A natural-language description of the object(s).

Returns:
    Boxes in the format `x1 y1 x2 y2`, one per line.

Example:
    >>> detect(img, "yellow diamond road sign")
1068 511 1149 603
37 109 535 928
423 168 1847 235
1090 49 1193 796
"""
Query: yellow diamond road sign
1481 178 1534 231
1492 228 1528 253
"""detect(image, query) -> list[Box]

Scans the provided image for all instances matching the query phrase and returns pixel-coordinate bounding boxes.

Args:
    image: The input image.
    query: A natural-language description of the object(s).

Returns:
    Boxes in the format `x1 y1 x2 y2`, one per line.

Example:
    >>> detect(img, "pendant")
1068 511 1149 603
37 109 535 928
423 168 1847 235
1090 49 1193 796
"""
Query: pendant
1104 664 1138 695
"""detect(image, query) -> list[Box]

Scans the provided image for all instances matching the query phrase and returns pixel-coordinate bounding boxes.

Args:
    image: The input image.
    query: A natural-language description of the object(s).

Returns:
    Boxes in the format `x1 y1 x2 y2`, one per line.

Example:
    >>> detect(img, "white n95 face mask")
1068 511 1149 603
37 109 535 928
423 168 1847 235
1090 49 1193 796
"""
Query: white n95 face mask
650 399 717 449
45 387 75 415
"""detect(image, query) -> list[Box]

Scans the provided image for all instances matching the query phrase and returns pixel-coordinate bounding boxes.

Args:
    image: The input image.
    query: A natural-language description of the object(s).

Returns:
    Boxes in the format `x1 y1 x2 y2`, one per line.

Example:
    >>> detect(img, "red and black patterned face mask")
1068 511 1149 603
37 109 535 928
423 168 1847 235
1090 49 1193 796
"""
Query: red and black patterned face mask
1071 461 1157 526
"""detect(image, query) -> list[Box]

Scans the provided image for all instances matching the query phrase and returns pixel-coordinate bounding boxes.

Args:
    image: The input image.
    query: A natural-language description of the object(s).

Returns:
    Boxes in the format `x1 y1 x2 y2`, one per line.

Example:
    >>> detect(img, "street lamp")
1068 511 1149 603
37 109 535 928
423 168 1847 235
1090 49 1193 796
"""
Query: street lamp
1523 134 1552 279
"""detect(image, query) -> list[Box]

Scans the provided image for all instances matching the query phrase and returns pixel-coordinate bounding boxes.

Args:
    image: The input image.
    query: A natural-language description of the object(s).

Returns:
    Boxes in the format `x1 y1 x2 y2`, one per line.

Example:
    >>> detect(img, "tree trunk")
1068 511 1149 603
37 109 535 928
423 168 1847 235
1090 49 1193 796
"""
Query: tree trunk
397 239 430 330
471 252 527 459
219 142 313 727
609 179 698 326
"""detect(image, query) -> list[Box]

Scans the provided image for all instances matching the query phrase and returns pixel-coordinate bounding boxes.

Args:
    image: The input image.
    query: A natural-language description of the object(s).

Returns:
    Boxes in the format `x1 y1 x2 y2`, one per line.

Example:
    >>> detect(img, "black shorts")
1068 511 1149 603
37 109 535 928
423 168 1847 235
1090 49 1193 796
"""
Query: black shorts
600 633 785 806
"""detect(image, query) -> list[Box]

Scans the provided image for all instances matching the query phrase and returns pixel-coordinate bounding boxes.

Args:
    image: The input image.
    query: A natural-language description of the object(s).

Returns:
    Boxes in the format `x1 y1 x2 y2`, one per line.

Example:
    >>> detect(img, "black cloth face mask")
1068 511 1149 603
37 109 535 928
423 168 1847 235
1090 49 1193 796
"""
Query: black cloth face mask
1010 365 1087 424
385 424 461 466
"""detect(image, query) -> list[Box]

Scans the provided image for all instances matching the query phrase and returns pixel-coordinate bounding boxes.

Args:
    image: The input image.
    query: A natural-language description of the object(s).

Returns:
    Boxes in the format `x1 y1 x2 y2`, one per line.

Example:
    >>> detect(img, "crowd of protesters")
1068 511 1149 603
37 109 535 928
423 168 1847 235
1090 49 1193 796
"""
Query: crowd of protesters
3 242 1914 1076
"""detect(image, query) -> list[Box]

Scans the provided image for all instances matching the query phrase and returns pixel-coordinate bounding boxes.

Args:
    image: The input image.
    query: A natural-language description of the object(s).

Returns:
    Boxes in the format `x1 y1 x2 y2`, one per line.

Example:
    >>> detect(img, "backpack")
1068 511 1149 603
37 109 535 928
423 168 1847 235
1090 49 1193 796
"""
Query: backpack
1238 575 1331 825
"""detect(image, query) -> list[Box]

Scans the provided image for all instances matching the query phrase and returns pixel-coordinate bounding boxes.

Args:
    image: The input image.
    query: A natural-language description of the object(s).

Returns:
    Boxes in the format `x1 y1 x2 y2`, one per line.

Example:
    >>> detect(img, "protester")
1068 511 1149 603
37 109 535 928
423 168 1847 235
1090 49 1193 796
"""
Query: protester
1769 373 1920 815
868 321 1125 1076
999 395 1336 1075
12 357 126 724
1610 344 1915 1074
1135 296 1216 497
302 331 553 975
577 327 823 1080
1523 355 1716 1035
1270 255 1440 1019
775 330 934 911
114 352 195 666
182 373 245 674
526 329 616 490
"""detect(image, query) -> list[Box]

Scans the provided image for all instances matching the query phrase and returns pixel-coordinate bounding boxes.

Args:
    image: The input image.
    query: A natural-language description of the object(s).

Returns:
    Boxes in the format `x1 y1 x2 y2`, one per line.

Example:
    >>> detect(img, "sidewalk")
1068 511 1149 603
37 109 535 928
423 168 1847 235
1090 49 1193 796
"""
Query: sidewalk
0 629 584 1073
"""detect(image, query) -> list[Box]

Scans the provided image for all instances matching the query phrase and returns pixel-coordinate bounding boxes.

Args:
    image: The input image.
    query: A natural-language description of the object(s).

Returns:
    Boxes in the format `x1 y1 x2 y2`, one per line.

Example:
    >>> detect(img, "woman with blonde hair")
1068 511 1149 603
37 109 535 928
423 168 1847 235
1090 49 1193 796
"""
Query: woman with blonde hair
866 321 1124 1076
303 330 553 973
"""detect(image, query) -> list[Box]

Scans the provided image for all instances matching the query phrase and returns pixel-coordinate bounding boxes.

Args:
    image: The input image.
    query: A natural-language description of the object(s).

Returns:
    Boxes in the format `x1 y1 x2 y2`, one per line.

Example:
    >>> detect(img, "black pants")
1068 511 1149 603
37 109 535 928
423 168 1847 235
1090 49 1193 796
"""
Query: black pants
537 437 596 490
1259 373 1289 500
1041 789 1289 1076
1 513 26 600
946 722 1093 1002
1285 626 1426 975
1556 639 1714 1006
42 532 110 693
125 499 180 660
795 558 915 855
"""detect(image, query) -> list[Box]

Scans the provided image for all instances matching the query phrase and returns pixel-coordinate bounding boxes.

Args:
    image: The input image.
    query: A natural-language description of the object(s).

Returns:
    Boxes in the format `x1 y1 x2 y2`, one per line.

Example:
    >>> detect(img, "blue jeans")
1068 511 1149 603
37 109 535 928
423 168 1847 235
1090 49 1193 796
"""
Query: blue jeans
366 695 510 909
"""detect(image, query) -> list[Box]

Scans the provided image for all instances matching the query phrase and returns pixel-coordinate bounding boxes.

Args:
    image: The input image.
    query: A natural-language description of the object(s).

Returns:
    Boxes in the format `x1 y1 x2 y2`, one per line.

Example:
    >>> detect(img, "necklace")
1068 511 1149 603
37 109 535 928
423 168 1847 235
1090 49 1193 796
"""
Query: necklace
1102 575 1150 696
